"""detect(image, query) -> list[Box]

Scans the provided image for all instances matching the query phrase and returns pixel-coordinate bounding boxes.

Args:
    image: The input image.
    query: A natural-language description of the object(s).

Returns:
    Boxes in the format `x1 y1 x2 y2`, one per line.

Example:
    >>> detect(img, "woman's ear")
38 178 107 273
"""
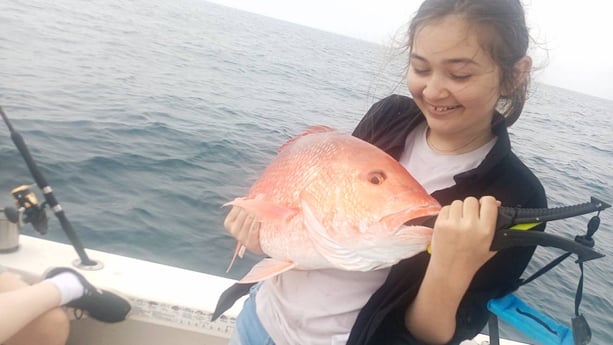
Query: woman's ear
514 56 532 85
503 56 532 95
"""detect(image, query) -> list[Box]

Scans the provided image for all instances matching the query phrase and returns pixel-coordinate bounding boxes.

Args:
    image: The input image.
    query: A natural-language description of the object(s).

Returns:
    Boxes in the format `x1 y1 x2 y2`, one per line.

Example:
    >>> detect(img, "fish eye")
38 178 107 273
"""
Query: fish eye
367 170 386 185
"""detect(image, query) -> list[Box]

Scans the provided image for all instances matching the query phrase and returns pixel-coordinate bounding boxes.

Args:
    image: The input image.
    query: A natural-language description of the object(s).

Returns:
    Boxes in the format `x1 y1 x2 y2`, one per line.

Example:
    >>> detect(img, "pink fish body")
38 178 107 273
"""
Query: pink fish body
226 126 440 283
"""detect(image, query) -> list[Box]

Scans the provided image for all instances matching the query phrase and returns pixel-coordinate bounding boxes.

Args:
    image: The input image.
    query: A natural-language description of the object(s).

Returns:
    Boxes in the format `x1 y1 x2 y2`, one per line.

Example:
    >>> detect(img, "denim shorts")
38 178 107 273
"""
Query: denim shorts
228 283 275 345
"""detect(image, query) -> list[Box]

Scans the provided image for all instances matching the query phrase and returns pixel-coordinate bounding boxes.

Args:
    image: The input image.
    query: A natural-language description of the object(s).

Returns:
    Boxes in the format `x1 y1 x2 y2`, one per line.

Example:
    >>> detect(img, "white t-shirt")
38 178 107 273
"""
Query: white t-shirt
256 122 496 345
399 122 497 194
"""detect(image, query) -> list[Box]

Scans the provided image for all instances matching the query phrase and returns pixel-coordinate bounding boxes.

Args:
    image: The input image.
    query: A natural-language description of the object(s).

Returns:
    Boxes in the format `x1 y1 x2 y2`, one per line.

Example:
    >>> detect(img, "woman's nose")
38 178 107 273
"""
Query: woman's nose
422 75 449 100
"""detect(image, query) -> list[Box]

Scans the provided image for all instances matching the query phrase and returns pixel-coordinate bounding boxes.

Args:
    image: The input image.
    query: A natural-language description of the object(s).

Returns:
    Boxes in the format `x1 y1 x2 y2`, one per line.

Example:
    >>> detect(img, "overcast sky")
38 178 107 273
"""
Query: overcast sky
206 0 613 101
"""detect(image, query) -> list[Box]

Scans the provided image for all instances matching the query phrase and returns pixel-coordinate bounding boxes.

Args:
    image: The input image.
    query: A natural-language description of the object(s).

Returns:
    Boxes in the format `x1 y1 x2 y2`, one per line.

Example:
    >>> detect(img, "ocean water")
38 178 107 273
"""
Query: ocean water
0 0 611 343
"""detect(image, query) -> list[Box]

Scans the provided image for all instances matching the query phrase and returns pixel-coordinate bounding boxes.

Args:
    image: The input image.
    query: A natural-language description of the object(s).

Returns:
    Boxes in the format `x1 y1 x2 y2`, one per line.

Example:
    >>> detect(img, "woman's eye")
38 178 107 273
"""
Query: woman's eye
451 74 471 81
410 64 429 75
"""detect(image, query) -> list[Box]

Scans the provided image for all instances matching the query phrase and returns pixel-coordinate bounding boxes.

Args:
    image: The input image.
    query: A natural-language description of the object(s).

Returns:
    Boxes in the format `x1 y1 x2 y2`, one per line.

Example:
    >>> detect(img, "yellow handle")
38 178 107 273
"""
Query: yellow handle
426 222 541 254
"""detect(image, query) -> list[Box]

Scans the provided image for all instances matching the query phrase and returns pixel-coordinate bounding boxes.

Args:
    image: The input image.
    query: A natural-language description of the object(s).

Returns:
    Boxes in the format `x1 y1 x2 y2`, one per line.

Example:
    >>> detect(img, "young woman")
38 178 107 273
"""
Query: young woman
224 0 547 344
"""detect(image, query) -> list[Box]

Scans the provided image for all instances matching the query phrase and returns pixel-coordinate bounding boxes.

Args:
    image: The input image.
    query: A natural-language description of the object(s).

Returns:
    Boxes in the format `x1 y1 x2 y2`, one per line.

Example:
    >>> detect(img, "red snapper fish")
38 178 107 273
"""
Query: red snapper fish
226 125 441 283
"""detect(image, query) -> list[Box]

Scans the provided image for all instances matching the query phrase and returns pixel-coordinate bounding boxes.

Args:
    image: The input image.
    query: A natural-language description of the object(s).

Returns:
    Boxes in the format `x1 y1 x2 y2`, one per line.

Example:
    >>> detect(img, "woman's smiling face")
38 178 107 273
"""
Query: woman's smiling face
407 15 503 138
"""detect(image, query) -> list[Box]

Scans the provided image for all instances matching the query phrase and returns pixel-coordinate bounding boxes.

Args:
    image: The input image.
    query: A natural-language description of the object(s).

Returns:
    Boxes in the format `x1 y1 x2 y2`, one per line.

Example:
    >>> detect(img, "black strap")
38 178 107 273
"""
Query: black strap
509 214 602 345
487 313 501 345
575 262 585 318
513 251 572 290
571 261 592 344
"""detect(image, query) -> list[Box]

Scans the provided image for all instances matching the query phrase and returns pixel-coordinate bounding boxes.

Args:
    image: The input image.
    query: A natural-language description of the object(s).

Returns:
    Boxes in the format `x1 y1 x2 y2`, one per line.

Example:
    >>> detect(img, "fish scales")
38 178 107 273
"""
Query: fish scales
225 126 441 283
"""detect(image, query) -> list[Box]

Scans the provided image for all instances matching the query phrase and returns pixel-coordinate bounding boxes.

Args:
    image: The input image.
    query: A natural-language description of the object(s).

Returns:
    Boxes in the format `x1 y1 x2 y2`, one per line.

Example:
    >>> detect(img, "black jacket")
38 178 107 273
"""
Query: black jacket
347 95 547 345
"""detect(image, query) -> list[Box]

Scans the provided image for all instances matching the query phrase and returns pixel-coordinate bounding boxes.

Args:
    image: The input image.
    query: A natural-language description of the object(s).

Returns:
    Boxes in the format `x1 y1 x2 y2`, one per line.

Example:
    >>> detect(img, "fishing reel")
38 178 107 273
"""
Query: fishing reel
6 184 49 235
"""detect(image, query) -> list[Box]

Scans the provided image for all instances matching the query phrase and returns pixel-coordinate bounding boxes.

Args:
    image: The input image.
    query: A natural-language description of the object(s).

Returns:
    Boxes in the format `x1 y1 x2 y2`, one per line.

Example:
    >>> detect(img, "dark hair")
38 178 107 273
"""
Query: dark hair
407 0 531 126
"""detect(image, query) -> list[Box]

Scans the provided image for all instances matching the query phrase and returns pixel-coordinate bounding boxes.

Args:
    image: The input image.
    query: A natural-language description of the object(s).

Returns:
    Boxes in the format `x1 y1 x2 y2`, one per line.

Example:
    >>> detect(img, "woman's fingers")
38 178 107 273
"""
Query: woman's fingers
223 206 241 231
245 216 263 254
448 199 464 221
223 206 264 256
462 197 480 221
479 196 499 231
431 196 500 271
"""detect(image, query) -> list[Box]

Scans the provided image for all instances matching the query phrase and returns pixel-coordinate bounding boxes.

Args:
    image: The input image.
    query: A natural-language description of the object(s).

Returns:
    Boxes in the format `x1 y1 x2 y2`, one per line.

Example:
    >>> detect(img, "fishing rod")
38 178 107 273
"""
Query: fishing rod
0 106 97 267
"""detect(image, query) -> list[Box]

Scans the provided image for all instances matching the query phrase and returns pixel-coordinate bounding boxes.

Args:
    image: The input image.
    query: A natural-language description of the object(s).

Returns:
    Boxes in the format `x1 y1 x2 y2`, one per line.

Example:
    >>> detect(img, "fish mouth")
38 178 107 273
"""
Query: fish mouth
382 205 441 230
404 215 437 227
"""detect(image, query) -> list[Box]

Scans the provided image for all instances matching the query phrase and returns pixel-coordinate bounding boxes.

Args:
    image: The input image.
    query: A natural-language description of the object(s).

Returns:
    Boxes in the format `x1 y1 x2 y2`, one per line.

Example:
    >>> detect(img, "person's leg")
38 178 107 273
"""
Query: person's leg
6 307 69 345
0 272 70 345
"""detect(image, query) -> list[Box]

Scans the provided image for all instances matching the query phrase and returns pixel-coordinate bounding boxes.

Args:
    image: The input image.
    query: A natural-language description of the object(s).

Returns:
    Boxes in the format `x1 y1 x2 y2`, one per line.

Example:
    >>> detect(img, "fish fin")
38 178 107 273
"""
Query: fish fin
300 199 360 269
278 125 336 152
226 242 246 273
238 259 296 283
301 198 421 271
225 196 298 223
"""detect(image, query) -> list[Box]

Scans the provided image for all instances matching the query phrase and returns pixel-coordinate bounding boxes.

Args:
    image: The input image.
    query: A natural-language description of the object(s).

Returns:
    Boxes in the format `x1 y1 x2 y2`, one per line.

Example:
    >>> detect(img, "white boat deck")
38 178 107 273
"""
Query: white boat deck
1 235 529 345
3 235 238 344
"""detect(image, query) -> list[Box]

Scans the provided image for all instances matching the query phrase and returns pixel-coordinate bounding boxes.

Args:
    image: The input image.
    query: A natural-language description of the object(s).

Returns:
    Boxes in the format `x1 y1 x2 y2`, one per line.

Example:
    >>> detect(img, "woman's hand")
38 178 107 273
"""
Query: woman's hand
223 206 265 256
405 196 500 343
430 195 500 278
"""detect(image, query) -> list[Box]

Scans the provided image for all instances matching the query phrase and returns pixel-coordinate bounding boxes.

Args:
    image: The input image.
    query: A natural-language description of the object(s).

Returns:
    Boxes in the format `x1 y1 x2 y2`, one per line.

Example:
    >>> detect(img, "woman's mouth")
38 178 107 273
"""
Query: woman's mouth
428 103 462 114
